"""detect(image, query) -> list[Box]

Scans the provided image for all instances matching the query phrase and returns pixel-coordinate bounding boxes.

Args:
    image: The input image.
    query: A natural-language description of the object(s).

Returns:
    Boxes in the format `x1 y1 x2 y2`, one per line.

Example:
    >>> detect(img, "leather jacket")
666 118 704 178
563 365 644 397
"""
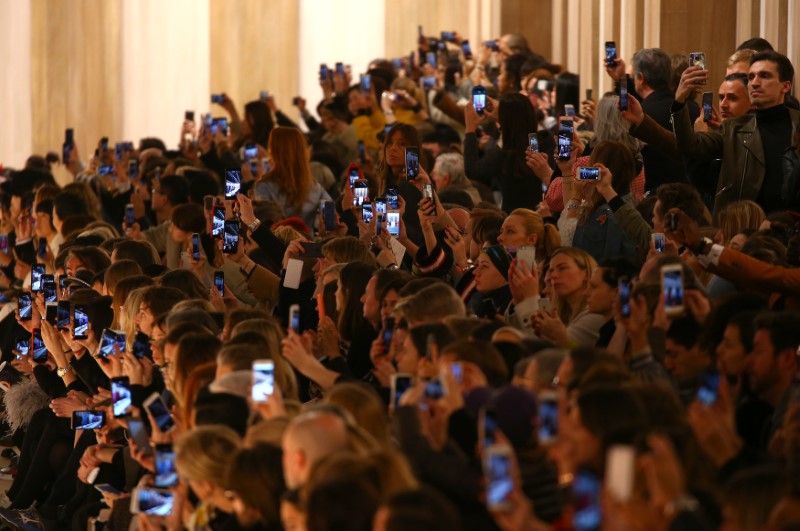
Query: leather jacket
671 102 800 214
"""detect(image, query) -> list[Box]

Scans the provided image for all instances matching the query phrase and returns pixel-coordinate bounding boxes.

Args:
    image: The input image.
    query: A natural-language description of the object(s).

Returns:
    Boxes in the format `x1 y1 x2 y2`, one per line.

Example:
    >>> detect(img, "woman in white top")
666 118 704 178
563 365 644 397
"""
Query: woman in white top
252 126 330 229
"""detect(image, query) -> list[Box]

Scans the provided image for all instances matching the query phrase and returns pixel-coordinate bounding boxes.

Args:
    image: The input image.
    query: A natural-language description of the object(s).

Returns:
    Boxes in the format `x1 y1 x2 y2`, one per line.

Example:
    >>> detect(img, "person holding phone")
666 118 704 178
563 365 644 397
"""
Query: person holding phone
33 200 62 259
464 94 548 213
252 127 331 229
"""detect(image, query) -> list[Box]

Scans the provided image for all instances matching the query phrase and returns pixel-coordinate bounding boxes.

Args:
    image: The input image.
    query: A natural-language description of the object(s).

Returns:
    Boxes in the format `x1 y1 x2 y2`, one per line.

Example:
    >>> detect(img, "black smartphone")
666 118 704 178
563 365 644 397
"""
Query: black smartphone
480 407 498 448
528 133 539 153
360 74 372 94
618 277 632 318
697 371 720 405
618 80 628 111
224 169 241 200
319 64 329 83
128 159 139 181
472 85 487 116
31 328 47 363
321 200 336 232
404 147 420 180
72 410 106 430
184 110 194 122
17 292 32 321
383 316 395 347
31 264 46 293
243 143 258 161
154 444 179 488
557 130 572 161
586 88 593 101
15 337 29 357
461 40 473 59
573 470 602 529
214 271 225 297
42 275 57 303
212 206 225 238
426 52 437 69
578 167 600 180
211 94 225 104
111 376 133 418
73 305 90 340
605 41 617 67
386 187 399 210
702 91 713 122
537 392 559 444
352 180 369 207
133 332 152 360
484 40 499 52
37 238 48 259
391 374 413 409
191 233 201 261
56 301 70 331
100 137 109 153
125 204 136 227
62 129 73 164
222 220 239 254
349 167 360 189
335 62 344 75
45 303 58 325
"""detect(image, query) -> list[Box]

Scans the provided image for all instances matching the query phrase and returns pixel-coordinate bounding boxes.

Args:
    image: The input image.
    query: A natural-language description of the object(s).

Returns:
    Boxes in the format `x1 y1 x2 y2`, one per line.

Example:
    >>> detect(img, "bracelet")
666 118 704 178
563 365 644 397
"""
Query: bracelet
247 218 261 232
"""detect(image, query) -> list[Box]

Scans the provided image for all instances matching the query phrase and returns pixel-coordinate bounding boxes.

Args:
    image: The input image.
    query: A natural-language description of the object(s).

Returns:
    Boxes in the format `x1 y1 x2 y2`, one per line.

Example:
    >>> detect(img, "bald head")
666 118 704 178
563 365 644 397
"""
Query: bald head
281 410 349 488
448 208 470 233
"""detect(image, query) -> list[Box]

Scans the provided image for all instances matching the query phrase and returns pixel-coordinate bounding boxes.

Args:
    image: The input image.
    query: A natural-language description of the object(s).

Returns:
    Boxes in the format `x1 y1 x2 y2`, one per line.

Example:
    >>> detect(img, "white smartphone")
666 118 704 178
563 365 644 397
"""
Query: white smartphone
661 264 684 317
516 246 536 272
142 392 175 433
283 258 303 289
651 232 666 253
130 487 174 516
605 444 636 502
252 359 275 402
538 297 553 314
483 444 514 511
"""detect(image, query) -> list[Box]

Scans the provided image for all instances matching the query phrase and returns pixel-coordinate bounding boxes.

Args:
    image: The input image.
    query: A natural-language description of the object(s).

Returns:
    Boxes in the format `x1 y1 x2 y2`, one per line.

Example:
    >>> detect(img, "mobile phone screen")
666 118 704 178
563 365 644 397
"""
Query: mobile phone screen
578 167 600 180
56 301 70 331
321 201 336 232
154 445 179 488
538 397 559 443
605 41 617 66
557 133 571 160
392 375 412 408
387 212 401 237
45 303 58 325
472 86 487 115
18 293 32 321
383 317 395 346
702 92 713 122
386 187 399 210
73 306 90 340
573 470 602 530
214 272 225 297
289 306 300 333
662 268 684 311
361 203 373 223
353 181 368 207
31 264 45 292
528 134 539 152
135 488 174 516
485 449 513 510
696 371 720 405
482 409 498 447
405 148 420 180
146 396 175 433
619 82 628 111
222 220 239 254
133 332 152 360
112 377 133 417
252 360 275 402
72 410 105 430
225 169 241 200
31 329 47 363
212 206 225 238
191 234 201 260
618 278 632 318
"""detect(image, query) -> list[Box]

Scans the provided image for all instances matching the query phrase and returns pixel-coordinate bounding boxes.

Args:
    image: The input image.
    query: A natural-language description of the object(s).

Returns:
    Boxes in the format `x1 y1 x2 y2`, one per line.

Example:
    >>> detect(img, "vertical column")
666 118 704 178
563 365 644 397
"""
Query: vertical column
598 0 617 95
551 0 565 66
122 0 210 149
619 0 639 64
788 0 800 86
566 0 580 72
0 0 32 168
736 0 756 45
642 0 660 49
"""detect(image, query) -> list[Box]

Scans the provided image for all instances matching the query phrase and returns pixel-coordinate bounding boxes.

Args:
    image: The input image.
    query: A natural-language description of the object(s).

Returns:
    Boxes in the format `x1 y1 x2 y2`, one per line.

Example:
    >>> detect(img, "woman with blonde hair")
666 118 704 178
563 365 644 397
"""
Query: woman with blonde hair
104 259 142 297
497 208 561 264
252 126 330 228
324 383 390 446
112 277 153 337
716 200 766 248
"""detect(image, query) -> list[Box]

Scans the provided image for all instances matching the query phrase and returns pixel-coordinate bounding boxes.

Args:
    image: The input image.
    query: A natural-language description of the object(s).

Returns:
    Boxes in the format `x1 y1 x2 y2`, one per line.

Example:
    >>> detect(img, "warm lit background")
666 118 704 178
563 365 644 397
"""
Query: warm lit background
1 0 799 169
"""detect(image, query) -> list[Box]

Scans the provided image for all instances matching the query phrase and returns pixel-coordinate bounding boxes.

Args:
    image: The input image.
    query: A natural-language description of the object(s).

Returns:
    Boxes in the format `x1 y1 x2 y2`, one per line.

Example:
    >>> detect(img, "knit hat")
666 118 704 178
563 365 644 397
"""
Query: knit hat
482 245 512 280
485 385 537 447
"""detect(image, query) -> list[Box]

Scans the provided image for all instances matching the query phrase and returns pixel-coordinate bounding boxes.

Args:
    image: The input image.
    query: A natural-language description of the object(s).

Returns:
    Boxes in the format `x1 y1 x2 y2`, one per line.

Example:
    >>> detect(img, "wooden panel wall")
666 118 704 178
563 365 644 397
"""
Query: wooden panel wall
384 0 473 60
30 0 122 160
500 0 553 59
209 0 299 121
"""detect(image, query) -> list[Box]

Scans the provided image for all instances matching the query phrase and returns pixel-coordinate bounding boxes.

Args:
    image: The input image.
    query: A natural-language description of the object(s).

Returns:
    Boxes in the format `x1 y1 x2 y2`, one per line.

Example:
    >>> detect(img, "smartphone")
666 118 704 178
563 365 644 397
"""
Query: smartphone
484 445 514 511
702 91 713 122
573 470 602 530
56 301 70 331
652 232 666 253
689 52 706 83
243 143 258 161
386 187 399 210
94 484 122 496
321 200 336 232
538 297 553 314
0 234 8 254
353 180 369 207
222 220 239 254
211 94 224 104
191 233 201 261
98 164 114 177
31 264 45 293
100 137 109 154
124 203 136 227
73 305 89 340
288 304 301 334
348 167 360 189
421 76 437 91
618 277 632 318
371 197 387 217
126 417 153 455
565 104 576 117
62 141 72 164
225 169 241 200
586 88 593 100
361 202 373 223
133 331 152 360
111 376 132 418
128 159 139 181
37 238 48 260
618 80 628 111
154 444 179 488
386 374 412 411
528 133 539 153
461 40 473 59
251 359 275 402
143 392 175 433
334 62 344 75
31 329 47 363
45 303 58 325
72 410 106 430
130 488 174 516
18 292 32 321
211 271 224 298
386 211 401 237
376 213 384 235
578 167 600 180
42 275 57 303
360 74 372 94
423 379 445 400
516 246 536 271
477 407 497 448
557 130 572 161
212 206 225 238
99 329 126 358
605 445 636 502
538 391 559 445
485 40 499 52
472 85 487 116
661 264 684 317
697 371 721 405
15 337 29 358
605 41 617 67
405 147 420 180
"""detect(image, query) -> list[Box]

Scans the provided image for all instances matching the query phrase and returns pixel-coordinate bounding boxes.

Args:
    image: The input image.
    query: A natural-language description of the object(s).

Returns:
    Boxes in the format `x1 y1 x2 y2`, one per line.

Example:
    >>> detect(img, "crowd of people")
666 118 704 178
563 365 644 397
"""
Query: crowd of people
0 26 797 531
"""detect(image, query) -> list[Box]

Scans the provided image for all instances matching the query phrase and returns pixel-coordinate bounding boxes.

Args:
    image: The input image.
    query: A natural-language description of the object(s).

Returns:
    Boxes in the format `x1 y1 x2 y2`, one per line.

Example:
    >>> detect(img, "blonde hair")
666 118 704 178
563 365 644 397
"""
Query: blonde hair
175 425 241 484
105 260 143 297
116 283 152 339
716 200 766 245
727 49 756 67
549 247 597 323
272 225 305 244
324 383 390 446
508 208 561 259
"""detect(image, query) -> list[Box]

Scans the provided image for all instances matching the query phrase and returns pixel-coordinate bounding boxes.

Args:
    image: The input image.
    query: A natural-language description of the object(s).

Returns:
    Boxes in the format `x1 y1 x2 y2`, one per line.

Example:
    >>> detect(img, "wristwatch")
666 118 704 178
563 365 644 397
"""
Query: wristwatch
247 218 262 232
57 366 73 377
